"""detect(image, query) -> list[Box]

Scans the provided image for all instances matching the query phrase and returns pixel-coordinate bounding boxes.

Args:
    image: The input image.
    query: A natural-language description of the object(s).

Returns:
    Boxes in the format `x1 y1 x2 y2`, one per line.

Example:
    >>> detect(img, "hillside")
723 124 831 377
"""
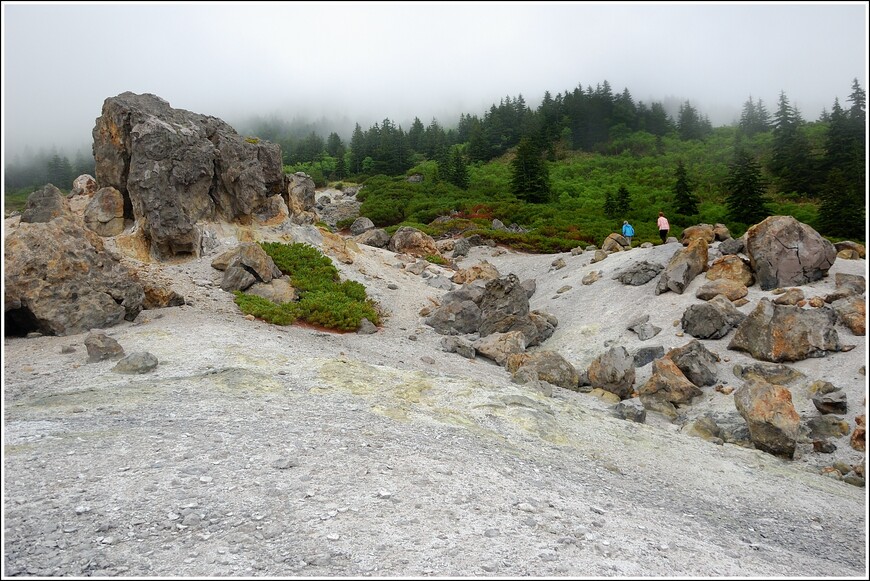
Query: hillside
3 215 867 577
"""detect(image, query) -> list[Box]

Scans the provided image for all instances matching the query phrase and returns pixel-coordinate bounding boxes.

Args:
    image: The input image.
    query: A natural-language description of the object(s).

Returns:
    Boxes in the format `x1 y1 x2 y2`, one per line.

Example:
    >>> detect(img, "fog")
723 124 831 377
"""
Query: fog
2 1 867 159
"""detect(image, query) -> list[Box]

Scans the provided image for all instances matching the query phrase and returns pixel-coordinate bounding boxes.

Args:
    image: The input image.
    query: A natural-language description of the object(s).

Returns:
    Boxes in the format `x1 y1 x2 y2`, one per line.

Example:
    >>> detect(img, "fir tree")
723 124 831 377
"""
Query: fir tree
673 160 698 215
726 149 768 224
510 137 550 203
615 185 632 214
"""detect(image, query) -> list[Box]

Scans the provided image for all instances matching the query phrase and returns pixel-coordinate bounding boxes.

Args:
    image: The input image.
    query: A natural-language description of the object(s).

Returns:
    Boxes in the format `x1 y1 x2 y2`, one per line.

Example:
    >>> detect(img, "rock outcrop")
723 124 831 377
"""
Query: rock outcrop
744 216 837 291
92 92 285 260
5 216 145 336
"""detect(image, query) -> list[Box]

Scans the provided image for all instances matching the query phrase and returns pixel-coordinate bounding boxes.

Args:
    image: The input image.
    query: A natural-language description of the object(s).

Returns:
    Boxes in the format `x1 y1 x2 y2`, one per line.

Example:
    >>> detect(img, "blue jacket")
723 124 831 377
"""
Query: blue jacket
622 223 635 237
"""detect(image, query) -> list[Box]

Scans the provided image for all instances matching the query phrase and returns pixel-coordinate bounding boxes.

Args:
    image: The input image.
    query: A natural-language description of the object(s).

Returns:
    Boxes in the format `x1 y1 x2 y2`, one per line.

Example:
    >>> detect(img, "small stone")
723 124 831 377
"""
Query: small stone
199 476 213 483
377 490 392 499
326 534 340 541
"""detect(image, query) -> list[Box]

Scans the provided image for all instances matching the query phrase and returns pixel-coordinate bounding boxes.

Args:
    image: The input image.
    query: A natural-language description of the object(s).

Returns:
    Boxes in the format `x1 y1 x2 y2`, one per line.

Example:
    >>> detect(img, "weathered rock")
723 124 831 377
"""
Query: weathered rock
744 216 836 291
806 416 850 439
349 216 375 236
440 336 476 359
613 261 664 286
528 311 558 346
112 351 159 374
728 298 842 362
85 331 125 362
682 416 724 445
718 237 745 255
452 262 500 285
425 300 482 335
695 278 748 301
655 238 708 295
215 243 282 292
831 296 866 335
473 331 527 366
712 223 731 241
772 288 805 306
582 270 602 285
71 174 98 197
852 415 866 452
734 378 801 459
681 295 746 340
638 357 703 406
505 351 579 390
83 187 125 236
825 273 866 303
93 92 284 260
452 237 472 258
478 274 531 336
245 276 297 304
586 346 636 400
812 391 848 415
352 228 391 248
633 345 665 368
4 216 144 336
833 241 866 259
732 362 805 385
357 318 378 335
388 227 440 258
591 249 608 263
680 224 714 246
615 398 646 423
602 233 629 252
705 255 754 286
667 340 720 387
21 184 67 223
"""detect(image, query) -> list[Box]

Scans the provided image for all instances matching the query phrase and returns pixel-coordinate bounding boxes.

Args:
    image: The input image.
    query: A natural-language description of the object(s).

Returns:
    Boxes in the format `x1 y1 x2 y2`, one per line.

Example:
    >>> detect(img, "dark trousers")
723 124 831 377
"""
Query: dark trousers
659 229 668 243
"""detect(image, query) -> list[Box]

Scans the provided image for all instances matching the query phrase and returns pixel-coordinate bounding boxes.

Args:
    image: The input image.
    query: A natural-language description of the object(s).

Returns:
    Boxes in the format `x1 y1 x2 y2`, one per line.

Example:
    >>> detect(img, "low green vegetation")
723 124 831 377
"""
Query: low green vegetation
234 242 380 331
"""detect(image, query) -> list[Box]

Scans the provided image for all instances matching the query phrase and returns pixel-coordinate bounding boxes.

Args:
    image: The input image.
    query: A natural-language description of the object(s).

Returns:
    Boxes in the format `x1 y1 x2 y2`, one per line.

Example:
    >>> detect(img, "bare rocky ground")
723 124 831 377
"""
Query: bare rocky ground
3 224 868 578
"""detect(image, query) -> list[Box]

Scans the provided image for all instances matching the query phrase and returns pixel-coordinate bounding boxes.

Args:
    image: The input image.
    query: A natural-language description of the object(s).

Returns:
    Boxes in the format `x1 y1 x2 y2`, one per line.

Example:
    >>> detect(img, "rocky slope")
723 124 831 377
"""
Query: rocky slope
3 219 867 577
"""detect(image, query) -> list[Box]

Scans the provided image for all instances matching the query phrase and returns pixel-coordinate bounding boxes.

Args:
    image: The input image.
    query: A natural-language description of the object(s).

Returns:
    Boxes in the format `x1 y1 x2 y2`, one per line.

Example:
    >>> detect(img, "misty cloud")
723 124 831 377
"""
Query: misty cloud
2 2 866 158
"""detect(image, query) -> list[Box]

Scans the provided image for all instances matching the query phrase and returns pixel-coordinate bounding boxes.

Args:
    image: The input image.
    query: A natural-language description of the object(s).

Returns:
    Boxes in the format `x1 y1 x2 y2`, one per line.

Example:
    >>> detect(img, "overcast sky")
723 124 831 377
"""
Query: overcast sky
2 1 868 159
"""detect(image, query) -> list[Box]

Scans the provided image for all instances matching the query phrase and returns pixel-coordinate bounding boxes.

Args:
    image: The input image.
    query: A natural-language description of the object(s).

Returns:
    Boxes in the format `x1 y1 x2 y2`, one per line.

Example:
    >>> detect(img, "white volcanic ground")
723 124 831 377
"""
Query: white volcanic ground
2 221 868 578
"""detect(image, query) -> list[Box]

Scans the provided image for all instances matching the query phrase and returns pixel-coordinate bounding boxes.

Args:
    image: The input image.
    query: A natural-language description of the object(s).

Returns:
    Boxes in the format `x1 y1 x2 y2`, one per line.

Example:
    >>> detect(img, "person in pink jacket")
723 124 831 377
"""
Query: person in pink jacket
657 212 670 244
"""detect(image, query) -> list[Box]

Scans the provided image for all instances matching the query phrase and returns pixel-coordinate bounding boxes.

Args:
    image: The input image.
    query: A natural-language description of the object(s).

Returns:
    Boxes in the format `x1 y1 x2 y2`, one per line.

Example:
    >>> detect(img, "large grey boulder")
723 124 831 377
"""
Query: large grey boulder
21 184 67 223
505 351 580 391
728 298 842 362
5 216 144 336
744 216 836 291
666 340 720 387
681 295 746 339
734 378 801 459
387 226 440 258
92 92 284 260
655 238 708 295
586 346 636 399
613 261 664 286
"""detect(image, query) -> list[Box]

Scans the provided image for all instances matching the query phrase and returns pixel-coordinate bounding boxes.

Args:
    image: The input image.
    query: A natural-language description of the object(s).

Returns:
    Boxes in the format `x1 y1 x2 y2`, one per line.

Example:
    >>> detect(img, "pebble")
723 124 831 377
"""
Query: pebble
377 490 392 499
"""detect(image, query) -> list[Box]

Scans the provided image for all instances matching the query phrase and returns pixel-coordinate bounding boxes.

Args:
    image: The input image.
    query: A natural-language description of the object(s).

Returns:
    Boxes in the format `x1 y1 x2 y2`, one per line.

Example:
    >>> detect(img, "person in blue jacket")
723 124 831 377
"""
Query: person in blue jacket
621 220 635 248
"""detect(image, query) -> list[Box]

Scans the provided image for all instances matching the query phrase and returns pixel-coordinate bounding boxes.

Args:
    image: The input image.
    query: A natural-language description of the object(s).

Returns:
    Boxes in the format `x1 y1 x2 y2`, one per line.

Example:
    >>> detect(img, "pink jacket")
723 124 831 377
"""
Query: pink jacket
657 216 670 230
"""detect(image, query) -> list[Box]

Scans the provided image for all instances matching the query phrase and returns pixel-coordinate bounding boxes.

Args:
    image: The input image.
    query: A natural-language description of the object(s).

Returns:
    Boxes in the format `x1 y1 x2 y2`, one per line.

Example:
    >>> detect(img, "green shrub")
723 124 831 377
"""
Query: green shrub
233 292 298 325
234 242 380 332
425 254 447 265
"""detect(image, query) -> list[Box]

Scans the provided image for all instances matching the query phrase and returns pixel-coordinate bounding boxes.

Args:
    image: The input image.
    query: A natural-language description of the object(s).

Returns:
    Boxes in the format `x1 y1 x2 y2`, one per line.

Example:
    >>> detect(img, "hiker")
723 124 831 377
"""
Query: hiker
621 220 634 248
657 212 670 244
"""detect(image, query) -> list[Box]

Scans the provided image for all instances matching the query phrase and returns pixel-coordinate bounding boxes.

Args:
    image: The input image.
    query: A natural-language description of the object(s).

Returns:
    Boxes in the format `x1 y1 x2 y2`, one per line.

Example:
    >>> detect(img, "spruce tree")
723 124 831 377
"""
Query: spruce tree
673 160 698 215
510 137 551 203
616 185 632 214
726 149 768 225
448 148 469 189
